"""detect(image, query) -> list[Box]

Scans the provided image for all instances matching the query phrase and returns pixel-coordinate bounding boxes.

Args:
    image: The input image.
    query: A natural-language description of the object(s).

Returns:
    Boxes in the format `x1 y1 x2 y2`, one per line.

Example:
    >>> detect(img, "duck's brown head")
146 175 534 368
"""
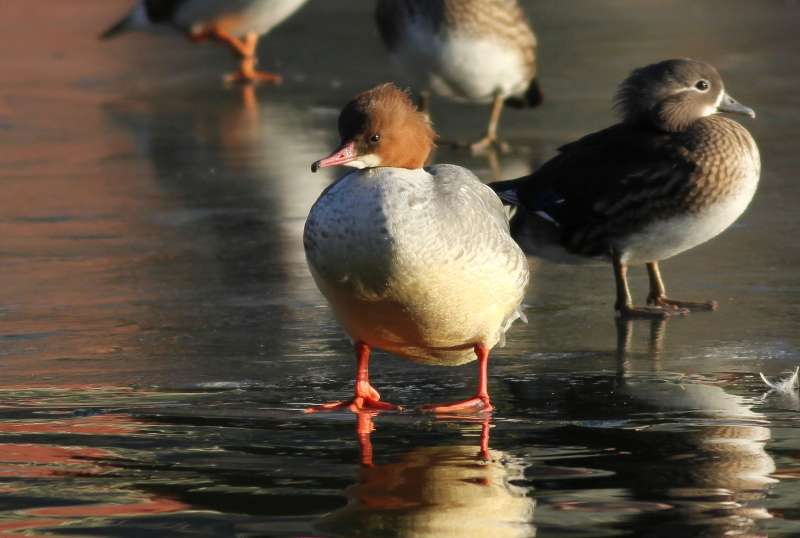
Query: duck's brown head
312 83 436 172
614 58 755 132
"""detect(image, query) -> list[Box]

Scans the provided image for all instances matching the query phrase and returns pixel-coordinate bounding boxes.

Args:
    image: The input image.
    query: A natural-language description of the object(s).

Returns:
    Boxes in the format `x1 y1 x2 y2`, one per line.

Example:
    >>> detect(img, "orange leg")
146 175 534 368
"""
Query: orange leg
305 342 402 414
191 28 283 85
421 344 493 414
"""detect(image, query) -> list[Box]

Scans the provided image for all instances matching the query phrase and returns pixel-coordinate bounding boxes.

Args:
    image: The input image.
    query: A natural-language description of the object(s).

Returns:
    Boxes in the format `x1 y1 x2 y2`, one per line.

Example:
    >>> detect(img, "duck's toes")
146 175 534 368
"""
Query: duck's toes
469 136 510 155
647 296 719 311
304 397 402 414
617 304 689 320
420 395 493 414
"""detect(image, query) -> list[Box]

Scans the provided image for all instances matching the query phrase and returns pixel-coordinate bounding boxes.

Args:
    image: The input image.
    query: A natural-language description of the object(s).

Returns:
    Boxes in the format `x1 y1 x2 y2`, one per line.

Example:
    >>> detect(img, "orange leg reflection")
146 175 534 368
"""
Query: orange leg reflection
354 412 492 467
305 342 402 414
357 412 376 467
479 418 490 461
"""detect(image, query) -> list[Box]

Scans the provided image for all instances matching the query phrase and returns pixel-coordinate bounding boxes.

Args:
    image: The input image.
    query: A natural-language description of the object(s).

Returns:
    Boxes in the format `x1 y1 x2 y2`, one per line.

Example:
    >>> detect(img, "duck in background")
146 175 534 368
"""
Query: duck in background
492 59 760 319
303 83 529 414
101 0 308 84
375 0 542 153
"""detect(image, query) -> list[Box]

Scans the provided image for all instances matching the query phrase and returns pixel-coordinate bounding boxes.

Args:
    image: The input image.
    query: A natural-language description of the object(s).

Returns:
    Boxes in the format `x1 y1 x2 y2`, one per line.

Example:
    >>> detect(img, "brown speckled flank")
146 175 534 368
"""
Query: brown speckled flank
442 0 537 76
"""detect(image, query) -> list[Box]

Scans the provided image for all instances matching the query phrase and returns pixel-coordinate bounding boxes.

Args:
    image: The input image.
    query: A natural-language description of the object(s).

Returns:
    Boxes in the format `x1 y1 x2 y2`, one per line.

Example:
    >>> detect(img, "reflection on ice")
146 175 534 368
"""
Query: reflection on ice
321 416 535 538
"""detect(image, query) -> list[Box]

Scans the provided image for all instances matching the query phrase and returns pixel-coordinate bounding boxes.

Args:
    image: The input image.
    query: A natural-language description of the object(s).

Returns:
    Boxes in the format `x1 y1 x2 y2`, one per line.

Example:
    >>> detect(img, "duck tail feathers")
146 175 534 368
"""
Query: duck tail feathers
489 178 526 206
505 77 543 109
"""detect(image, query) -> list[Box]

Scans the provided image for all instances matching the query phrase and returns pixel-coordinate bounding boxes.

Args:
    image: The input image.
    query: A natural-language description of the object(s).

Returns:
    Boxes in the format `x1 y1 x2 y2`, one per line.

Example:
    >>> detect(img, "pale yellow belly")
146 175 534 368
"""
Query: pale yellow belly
313 269 515 366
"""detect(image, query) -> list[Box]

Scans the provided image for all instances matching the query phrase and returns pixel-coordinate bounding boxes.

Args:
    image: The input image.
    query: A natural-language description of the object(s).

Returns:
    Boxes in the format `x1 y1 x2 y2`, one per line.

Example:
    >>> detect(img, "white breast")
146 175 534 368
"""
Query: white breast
431 36 531 103
393 20 530 103
620 168 760 265
304 167 529 365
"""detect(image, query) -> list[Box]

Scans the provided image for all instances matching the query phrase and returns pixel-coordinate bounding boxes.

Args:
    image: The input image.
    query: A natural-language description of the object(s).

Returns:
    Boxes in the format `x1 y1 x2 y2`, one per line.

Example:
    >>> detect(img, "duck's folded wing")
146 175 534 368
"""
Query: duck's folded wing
498 124 697 226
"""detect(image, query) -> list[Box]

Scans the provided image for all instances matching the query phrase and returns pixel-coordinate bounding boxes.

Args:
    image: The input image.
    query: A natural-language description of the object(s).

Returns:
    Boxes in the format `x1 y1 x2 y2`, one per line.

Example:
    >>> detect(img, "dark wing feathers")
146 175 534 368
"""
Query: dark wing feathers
492 123 697 256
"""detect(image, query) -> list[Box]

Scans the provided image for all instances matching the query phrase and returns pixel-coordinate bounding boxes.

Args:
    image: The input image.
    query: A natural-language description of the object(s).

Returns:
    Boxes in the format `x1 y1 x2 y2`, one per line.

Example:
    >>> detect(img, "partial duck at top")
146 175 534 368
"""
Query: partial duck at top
492 58 760 319
375 0 542 153
101 0 308 84
304 83 529 414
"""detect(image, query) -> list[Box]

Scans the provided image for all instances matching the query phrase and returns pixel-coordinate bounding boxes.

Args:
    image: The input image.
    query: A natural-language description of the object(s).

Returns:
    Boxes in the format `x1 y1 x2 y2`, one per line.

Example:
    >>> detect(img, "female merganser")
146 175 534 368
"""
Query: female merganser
304 83 529 413
375 0 542 152
101 0 308 84
492 59 760 319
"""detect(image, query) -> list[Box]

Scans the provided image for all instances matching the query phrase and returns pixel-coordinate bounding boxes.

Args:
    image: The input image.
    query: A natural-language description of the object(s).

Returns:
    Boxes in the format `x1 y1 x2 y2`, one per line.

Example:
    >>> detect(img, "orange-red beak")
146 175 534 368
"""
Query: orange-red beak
311 141 357 172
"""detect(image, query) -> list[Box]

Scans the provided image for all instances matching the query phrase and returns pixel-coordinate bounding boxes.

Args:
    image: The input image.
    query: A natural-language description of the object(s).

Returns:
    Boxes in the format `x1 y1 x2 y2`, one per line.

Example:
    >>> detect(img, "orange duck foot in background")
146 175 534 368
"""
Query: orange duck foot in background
191 28 283 85
420 344 494 414
224 63 283 86
305 342 402 414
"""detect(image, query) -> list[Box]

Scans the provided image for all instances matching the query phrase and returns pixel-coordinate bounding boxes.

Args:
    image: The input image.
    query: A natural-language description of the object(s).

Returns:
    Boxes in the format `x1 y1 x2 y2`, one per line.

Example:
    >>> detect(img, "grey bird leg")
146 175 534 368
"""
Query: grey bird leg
613 253 687 319
471 92 509 154
646 261 718 311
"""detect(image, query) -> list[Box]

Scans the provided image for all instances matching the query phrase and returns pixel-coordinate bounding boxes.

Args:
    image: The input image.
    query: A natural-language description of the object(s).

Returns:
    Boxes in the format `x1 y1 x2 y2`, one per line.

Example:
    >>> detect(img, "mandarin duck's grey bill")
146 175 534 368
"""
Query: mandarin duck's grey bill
303 83 529 414
491 58 760 319
375 0 542 152
718 93 756 118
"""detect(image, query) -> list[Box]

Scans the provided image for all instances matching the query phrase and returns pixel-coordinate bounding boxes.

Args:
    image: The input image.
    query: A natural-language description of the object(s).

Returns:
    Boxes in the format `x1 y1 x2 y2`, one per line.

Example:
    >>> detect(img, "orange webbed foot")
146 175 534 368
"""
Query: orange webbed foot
420 395 493 414
304 381 401 414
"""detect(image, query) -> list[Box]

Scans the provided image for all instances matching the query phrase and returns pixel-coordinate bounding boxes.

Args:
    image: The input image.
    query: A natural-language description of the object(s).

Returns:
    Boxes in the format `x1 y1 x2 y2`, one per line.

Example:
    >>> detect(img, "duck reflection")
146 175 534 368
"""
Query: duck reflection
104 84 339 379
106 83 332 285
510 321 775 536
320 413 536 538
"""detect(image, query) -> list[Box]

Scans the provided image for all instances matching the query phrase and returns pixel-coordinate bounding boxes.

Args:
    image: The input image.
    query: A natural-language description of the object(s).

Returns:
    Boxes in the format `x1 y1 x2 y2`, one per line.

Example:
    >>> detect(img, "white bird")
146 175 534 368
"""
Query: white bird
101 0 308 84
304 83 529 413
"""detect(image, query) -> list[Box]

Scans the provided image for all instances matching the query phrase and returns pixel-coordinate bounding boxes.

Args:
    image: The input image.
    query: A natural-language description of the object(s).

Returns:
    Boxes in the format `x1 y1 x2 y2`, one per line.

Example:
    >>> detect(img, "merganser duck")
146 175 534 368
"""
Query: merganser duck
375 0 542 152
492 59 759 319
101 0 308 84
304 83 529 413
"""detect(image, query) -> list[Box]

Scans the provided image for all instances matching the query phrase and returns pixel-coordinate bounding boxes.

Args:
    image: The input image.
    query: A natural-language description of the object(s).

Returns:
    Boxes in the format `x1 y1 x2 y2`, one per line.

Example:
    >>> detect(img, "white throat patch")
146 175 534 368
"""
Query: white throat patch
344 153 382 169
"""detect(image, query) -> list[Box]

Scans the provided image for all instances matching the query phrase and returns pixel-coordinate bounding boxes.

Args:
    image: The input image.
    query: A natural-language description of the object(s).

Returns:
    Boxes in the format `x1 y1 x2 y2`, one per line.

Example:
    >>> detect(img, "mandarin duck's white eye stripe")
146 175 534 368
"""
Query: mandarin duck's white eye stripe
490 58 760 319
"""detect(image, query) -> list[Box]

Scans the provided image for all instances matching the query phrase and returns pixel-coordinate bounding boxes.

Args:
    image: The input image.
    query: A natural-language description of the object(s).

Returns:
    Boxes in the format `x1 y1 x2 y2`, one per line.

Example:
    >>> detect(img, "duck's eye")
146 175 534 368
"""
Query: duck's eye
695 80 710 92
369 134 381 144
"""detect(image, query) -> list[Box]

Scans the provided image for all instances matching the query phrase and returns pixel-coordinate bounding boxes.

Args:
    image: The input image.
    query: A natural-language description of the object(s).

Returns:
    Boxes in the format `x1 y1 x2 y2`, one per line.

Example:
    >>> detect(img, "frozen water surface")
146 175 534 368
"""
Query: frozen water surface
1 1 800 536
